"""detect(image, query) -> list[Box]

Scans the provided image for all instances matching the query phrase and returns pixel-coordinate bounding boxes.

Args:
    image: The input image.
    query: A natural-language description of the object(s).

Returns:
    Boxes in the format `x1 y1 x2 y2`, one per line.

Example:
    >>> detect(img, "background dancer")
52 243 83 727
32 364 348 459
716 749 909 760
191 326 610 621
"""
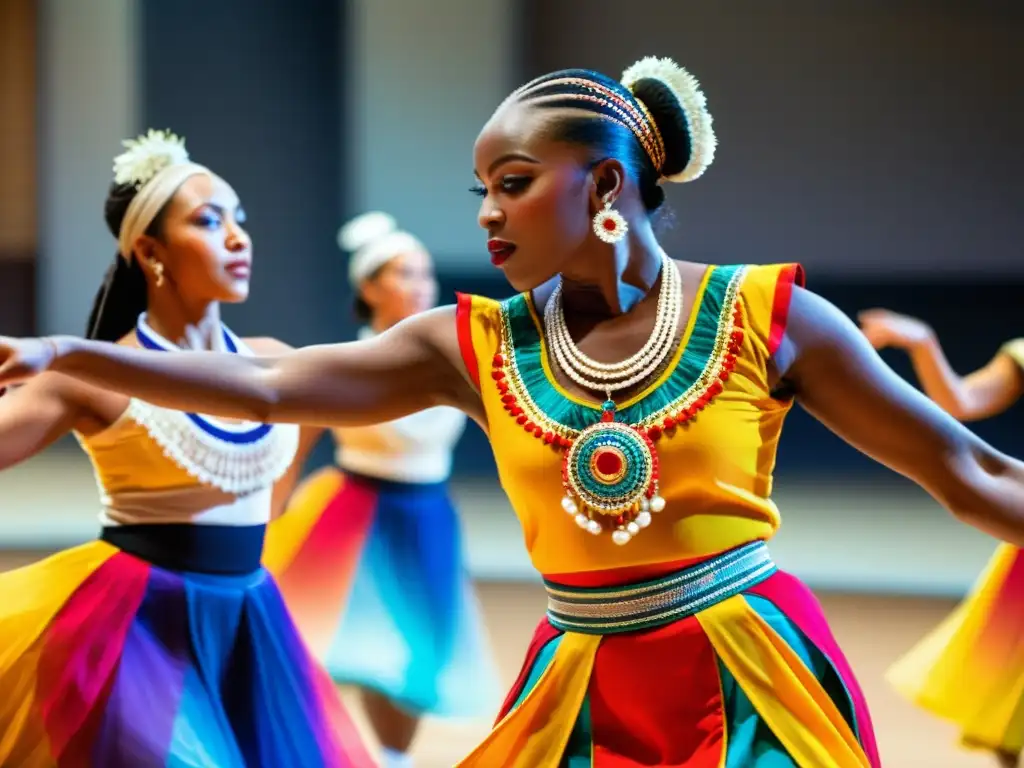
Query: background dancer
0 130 371 767
862 307 1024 767
264 211 500 768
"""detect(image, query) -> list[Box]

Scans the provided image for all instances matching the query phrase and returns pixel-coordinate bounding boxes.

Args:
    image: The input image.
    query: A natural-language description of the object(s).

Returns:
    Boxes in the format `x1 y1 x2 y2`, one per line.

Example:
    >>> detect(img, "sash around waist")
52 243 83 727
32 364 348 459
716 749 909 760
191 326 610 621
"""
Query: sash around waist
543 540 776 635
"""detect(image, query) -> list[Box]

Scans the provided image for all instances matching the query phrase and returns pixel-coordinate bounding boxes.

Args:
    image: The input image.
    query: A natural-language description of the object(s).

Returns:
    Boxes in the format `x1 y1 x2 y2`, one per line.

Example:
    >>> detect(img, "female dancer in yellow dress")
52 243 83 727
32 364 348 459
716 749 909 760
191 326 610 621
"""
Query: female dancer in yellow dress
861 308 1024 766
0 130 371 767
264 211 500 768
5 56 1024 766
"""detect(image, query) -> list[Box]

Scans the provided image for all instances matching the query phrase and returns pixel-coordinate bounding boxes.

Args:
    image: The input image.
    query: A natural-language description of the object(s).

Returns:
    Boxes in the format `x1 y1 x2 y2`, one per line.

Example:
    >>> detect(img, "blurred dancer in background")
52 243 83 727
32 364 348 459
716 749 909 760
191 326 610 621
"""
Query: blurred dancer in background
0 130 370 767
263 212 500 768
862 307 1024 767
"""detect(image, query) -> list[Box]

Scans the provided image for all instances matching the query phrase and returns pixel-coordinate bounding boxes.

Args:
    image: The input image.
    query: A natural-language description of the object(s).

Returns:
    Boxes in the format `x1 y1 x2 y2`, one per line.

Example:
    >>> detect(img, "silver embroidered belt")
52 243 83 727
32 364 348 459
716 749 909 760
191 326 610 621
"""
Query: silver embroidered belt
544 540 776 635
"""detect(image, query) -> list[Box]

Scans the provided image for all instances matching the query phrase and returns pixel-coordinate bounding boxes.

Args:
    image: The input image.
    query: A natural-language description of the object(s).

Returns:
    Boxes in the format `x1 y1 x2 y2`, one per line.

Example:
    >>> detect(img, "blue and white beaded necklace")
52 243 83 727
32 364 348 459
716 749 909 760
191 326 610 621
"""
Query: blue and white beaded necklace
128 313 298 494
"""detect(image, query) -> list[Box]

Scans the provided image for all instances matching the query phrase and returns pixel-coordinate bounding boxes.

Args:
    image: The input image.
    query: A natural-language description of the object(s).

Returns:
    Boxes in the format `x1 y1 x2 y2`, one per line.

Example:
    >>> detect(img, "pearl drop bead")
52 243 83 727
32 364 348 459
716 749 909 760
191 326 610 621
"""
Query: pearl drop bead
612 529 632 546
650 495 666 513
586 519 602 535
626 521 640 536
575 513 590 529
635 511 652 528
561 496 578 514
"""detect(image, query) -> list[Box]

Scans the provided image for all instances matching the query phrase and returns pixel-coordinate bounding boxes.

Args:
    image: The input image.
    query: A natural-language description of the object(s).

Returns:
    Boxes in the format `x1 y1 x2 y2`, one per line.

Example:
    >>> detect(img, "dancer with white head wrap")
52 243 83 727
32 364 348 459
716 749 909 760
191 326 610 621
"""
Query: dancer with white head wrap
263 212 501 768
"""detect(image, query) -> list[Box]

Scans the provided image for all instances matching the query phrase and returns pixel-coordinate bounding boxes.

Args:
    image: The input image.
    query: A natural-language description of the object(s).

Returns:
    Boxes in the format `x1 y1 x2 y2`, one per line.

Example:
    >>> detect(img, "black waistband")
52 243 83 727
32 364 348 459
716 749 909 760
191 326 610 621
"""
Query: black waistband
100 524 266 575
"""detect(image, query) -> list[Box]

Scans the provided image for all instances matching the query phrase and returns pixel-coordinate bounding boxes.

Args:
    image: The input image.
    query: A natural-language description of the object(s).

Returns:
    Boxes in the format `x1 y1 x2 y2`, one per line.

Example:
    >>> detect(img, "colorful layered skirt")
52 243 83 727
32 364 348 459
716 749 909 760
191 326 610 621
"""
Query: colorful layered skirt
887 542 1024 756
457 541 881 767
0 524 373 768
263 467 501 719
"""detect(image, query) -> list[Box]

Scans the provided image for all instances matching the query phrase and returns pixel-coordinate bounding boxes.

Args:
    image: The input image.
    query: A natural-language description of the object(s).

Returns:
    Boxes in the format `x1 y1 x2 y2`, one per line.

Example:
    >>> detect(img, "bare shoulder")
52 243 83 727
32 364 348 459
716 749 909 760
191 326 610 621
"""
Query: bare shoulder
376 305 480 415
378 305 464 382
773 285 855 378
407 304 459 349
786 285 847 342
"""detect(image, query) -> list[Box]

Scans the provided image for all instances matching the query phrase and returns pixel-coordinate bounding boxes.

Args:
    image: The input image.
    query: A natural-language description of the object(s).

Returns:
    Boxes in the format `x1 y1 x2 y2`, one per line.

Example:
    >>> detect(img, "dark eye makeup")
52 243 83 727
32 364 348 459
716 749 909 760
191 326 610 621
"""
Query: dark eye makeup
469 175 532 197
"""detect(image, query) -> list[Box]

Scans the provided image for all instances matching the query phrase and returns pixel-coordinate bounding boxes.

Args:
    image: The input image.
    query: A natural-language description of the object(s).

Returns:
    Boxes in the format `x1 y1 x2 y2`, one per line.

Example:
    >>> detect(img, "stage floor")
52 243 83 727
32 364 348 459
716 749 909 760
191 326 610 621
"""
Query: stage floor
0 552 1001 767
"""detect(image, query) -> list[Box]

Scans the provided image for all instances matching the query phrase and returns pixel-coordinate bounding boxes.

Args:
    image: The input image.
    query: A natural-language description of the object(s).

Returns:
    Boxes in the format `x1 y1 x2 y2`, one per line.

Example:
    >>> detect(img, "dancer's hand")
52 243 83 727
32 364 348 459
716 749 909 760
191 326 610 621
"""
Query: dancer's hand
0 336 60 388
857 309 934 351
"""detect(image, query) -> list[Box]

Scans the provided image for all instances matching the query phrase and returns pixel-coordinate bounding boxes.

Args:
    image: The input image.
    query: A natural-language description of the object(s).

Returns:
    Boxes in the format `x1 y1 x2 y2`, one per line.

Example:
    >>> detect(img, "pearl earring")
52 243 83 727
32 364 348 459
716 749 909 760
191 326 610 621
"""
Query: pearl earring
592 194 628 244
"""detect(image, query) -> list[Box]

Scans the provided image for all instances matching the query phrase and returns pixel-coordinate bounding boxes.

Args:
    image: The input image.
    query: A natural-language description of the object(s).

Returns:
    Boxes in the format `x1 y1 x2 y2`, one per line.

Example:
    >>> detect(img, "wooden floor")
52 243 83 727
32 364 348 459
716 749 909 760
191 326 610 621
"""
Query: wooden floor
0 552 1006 768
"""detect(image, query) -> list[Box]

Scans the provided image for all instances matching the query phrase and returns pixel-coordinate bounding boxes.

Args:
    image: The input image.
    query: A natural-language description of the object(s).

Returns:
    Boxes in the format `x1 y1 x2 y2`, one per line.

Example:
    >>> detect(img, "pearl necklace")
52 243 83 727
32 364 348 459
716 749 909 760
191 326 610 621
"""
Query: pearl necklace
543 254 683 400
543 255 682 546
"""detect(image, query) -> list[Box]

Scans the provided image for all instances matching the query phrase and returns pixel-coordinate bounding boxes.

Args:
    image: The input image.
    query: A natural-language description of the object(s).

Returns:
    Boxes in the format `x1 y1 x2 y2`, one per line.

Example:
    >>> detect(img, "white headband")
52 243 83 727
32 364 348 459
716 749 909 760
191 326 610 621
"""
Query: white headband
118 162 211 260
347 230 426 286
338 212 426 287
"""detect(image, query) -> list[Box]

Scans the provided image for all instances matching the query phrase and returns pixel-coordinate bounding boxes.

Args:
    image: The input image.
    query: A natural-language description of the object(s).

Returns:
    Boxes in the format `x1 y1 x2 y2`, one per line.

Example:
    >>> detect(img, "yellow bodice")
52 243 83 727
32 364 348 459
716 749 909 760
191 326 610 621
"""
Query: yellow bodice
457 262 804 577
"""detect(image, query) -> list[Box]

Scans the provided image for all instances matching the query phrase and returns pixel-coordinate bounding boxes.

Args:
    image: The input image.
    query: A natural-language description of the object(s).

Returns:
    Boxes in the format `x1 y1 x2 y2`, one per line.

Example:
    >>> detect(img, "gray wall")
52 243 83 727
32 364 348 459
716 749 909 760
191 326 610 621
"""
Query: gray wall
520 0 1023 279
348 0 517 274
140 0 347 346
37 0 139 336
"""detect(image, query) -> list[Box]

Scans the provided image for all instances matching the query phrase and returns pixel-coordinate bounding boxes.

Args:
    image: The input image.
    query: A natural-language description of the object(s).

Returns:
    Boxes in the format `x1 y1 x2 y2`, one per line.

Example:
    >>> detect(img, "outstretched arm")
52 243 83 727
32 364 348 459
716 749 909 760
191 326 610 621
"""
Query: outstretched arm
0 306 479 429
244 336 329 518
779 289 1024 546
858 308 1024 421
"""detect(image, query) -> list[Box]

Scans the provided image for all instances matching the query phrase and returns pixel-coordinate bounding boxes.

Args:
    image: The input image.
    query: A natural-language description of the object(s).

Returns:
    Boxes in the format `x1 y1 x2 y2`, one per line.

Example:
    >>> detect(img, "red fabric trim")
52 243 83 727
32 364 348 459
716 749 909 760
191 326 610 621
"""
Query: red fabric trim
496 618 562 722
747 571 881 768
455 293 480 390
766 263 805 357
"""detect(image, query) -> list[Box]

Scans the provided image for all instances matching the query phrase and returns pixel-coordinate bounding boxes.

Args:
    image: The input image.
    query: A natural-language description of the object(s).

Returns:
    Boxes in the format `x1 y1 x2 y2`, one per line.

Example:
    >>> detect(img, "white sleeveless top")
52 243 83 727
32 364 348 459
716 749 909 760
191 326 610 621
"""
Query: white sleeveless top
331 327 467 484
75 316 300 527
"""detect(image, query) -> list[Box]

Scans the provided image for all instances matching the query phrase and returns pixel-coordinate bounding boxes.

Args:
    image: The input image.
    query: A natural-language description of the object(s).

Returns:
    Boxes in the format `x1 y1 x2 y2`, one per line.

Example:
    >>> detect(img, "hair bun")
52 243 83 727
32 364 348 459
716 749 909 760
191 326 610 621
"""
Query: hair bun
337 211 397 253
621 56 716 183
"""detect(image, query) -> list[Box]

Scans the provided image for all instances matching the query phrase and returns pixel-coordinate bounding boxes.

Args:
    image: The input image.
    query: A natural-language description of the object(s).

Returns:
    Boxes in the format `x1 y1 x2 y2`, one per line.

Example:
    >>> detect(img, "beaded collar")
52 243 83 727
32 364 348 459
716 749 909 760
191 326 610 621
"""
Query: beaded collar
127 315 299 495
491 264 747 544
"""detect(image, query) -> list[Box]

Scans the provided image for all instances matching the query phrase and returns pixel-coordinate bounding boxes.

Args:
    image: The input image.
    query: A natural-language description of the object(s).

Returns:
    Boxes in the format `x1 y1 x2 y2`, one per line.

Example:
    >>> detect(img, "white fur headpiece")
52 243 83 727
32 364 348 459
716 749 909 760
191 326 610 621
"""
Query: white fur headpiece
621 56 717 183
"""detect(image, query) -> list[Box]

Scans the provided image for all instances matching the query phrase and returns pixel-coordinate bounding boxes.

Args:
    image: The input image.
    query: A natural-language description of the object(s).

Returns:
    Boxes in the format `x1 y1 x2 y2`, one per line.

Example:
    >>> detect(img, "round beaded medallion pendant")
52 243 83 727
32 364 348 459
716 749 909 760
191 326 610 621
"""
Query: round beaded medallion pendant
560 401 666 545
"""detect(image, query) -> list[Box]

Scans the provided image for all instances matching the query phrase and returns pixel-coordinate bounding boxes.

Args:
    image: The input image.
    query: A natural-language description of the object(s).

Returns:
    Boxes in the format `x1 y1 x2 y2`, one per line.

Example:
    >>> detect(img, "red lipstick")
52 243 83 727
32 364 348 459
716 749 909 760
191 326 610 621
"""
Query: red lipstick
487 239 516 267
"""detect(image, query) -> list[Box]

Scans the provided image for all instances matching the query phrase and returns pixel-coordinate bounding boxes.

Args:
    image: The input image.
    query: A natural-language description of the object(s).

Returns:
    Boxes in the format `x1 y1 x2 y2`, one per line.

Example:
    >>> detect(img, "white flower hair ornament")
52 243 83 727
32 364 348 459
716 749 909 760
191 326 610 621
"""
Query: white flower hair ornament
621 56 717 183
112 129 191 188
